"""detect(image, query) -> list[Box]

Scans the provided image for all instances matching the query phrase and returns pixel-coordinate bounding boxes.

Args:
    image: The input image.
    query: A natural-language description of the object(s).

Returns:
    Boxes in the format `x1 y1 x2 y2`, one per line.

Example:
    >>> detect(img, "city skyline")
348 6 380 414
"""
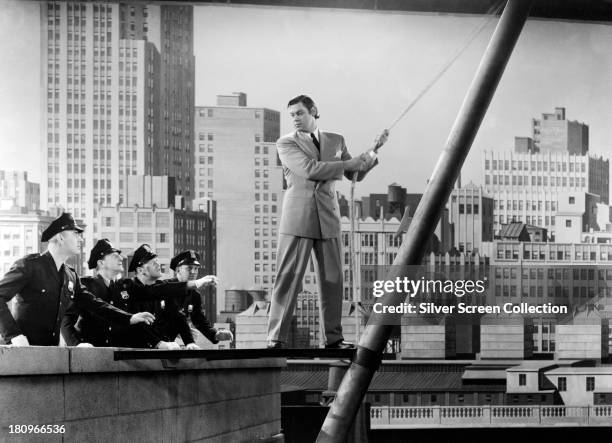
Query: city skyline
1 2 612 201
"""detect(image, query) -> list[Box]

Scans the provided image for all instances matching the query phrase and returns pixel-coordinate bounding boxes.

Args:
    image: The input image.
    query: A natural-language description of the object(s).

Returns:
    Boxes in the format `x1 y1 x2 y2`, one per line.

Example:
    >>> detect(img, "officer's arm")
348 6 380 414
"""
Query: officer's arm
123 279 188 301
277 137 344 181
340 137 378 182
0 259 28 343
190 294 218 344
172 307 195 345
60 302 84 346
73 277 132 326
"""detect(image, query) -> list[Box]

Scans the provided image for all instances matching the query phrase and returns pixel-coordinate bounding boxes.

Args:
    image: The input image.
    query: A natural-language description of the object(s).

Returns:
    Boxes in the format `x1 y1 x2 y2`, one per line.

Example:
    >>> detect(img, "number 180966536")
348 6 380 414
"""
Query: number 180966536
8 424 66 434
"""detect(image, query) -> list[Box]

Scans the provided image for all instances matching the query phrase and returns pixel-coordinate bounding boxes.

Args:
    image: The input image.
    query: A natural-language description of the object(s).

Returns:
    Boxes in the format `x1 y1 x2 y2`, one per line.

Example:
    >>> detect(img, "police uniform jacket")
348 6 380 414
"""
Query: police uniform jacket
62 275 191 347
165 278 218 344
61 275 158 348
128 277 195 344
0 252 132 346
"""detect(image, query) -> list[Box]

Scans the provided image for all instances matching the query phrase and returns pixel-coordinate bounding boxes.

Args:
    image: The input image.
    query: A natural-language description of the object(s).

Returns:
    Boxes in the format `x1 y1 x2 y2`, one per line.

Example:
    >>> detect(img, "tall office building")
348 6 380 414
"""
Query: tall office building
194 94 282 314
483 151 609 237
532 107 589 154
41 2 194 255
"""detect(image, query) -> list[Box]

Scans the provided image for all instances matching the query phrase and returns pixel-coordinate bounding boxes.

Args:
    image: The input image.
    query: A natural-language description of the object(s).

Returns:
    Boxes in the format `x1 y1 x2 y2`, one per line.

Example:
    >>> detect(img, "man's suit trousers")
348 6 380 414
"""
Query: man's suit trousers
267 234 344 345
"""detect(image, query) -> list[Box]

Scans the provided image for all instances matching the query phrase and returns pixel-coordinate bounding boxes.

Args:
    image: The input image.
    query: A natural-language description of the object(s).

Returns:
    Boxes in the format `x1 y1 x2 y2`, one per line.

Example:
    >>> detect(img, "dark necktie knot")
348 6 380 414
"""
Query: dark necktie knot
310 133 320 151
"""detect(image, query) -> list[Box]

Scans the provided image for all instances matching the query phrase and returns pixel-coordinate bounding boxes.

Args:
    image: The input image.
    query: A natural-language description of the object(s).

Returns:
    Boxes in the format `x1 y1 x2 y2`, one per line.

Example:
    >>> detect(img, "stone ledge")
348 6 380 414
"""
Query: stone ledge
0 346 70 376
70 348 286 373
0 347 286 376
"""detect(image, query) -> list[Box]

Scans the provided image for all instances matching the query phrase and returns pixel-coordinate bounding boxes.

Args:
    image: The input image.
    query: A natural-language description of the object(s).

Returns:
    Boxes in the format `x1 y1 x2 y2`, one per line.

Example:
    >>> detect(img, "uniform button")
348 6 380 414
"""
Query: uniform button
110 301 114 305
108 326 112 331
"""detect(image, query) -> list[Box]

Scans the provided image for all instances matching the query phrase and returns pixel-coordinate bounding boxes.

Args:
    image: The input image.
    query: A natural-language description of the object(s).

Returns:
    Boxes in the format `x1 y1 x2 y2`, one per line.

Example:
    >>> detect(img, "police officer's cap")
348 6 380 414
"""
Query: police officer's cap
88 239 121 270
41 212 84 242
170 250 201 271
128 244 158 272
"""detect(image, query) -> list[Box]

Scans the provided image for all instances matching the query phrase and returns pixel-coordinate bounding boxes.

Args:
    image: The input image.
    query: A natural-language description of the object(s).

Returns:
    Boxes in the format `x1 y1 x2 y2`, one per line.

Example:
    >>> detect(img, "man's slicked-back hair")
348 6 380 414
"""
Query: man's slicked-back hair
287 95 319 119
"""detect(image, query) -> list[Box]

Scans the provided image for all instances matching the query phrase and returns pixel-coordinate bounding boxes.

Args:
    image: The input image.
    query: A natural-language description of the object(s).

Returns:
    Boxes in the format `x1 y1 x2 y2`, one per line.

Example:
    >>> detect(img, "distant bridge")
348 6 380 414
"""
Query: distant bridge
370 405 612 428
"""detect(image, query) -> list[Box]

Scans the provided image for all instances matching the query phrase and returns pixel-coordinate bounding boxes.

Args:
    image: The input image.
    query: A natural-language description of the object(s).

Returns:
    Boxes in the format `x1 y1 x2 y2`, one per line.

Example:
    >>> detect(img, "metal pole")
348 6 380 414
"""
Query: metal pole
316 1 532 441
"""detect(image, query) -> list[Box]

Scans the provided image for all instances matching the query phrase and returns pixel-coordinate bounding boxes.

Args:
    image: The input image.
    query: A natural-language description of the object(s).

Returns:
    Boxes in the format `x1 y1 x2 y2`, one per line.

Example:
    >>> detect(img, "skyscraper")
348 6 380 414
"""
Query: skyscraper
194 94 282 315
41 2 194 254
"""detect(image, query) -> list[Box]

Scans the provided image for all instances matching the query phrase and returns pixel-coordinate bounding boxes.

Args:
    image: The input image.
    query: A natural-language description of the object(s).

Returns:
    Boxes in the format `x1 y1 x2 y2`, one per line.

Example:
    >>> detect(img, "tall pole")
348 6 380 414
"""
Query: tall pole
316 1 533 441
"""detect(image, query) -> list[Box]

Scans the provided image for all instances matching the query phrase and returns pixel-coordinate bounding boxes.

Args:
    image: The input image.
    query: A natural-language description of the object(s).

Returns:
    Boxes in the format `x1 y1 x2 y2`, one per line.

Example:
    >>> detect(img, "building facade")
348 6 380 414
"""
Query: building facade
447 183 494 254
41 2 194 257
194 94 282 315
0 171 40 212
531 107 589 155
483 240 612 353
483 150 609 237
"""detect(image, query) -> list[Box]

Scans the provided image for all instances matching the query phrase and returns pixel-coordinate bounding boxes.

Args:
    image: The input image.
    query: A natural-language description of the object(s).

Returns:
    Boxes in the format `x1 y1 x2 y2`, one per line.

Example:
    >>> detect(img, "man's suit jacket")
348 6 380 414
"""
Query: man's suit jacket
277 130 377 239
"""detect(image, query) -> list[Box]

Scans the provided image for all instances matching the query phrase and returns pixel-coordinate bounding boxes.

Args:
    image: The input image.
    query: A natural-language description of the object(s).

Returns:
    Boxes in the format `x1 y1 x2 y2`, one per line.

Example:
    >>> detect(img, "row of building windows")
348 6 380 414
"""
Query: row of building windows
254 205 277 214
494 199 558 211
254 240 277 249
102 231 169 243
254 251 277 261
495 244 612 261
495 215 554 226
254 228 277 237
254 217 278 225
254 193 277 202
486 174 586 188
254 263 276 272
253 275 276 285
485 159 586 173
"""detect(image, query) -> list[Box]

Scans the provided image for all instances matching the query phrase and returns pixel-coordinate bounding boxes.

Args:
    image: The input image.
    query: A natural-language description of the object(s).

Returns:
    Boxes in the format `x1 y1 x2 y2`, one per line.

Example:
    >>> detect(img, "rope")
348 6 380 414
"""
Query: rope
348 0 506 343
387 0 506 131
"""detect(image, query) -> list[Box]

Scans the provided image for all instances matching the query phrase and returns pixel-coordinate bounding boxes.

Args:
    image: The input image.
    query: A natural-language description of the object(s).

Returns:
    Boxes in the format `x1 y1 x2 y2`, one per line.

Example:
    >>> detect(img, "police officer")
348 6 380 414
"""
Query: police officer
61 239 181 349
168 250 232 345
129 244 208 350
0 213 155 346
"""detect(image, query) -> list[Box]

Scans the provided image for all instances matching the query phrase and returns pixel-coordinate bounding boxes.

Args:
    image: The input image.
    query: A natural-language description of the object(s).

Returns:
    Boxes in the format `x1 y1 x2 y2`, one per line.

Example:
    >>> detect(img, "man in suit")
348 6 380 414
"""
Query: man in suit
61 239 212 349
0 213 155 346
267 95 388 349
167 250 232 346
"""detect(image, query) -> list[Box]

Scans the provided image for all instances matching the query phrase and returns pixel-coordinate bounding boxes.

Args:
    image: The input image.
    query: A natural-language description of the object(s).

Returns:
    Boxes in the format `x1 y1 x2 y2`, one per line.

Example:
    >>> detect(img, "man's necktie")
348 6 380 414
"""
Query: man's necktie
310 133 321 152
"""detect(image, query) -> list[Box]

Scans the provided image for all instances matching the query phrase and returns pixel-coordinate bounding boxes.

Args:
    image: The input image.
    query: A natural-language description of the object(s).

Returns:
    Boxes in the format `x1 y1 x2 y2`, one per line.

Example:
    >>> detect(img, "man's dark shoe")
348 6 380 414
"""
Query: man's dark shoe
325 340 355 349
267 340 284 349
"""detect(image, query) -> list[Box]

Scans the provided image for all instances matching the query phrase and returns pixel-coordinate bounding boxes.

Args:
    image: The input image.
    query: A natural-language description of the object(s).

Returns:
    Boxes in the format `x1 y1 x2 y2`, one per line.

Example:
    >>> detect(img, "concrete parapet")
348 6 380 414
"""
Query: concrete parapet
0 347 285 442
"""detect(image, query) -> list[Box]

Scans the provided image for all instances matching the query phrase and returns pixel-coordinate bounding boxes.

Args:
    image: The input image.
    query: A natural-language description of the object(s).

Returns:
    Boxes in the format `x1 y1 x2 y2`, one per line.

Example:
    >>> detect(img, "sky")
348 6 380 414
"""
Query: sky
1 1 612 199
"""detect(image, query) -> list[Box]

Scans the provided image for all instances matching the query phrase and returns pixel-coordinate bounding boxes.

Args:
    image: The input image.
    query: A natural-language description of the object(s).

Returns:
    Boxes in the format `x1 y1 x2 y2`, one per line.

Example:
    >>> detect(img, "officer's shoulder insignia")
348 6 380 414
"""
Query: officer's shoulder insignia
121 291 129 300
